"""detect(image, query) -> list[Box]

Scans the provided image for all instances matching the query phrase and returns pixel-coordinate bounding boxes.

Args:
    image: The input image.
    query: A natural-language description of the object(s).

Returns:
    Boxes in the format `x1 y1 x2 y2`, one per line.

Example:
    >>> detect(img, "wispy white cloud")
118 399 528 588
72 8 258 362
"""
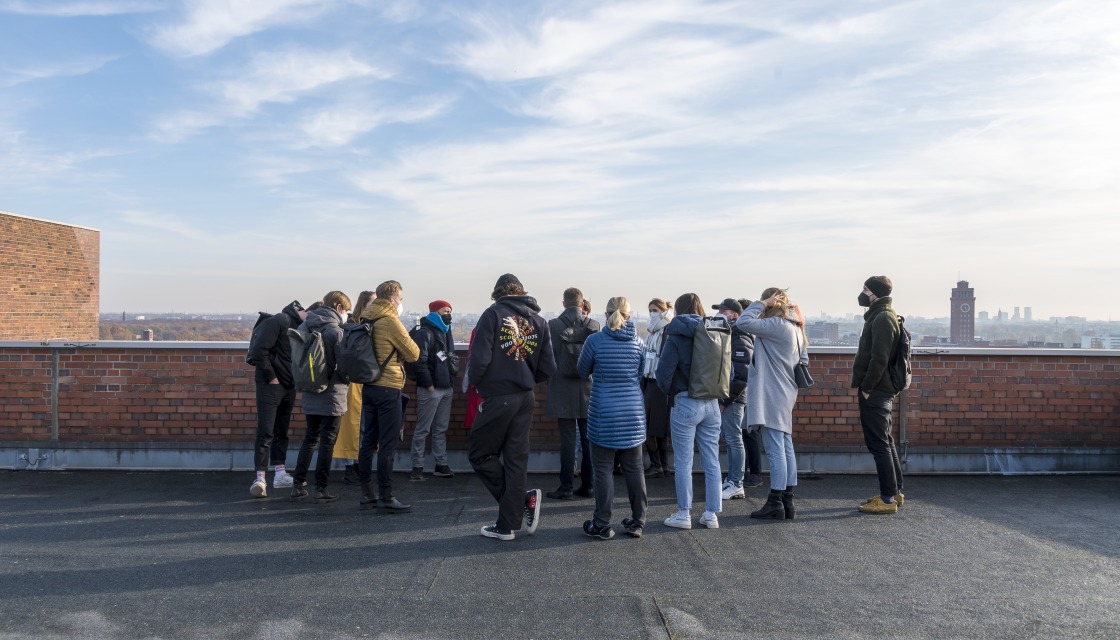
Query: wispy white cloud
297 96 450 148
117 209 209 240
147 0 335 57
0 0 161 16
149 48 385 141
1 55 118 87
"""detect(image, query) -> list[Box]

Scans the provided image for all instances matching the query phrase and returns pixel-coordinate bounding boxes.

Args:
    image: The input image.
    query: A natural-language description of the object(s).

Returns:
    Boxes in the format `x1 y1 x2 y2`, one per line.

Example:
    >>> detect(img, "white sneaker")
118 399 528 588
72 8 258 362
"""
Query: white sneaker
721 484 745 500
664 510 692 529
250 477 267 498
272 469 294 488
699 511 720 529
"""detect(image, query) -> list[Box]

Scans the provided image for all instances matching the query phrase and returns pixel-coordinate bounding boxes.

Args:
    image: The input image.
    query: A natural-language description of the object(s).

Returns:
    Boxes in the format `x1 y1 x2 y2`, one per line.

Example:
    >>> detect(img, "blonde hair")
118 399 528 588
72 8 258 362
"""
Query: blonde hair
759 287 808 344
605 296 631 331
322 291 352 310
375 280 402 300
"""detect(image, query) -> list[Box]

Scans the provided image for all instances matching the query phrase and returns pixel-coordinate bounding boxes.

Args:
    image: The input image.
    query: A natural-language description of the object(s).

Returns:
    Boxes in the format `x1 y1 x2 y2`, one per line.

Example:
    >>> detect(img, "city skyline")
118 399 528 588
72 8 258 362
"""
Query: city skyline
2 1 1117 320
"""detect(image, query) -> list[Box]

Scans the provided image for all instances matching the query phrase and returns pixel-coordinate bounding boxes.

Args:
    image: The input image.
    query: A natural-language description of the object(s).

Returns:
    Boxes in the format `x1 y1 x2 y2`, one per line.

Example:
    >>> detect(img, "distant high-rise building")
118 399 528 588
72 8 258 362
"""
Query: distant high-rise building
1024 307 1032 321
950 280 975 345
1013 307 1020 320
978 311 990 321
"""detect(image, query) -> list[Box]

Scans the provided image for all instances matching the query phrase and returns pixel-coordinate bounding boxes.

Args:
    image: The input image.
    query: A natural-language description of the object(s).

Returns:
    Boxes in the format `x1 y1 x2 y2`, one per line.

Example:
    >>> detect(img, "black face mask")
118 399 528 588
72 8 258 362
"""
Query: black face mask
857 292 871 307
440 313 453 325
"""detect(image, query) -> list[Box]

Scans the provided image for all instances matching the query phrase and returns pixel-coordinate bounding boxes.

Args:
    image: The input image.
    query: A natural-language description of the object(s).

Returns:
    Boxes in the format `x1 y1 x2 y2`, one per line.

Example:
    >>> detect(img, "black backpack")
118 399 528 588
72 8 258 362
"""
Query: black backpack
244 312 273 365
337 318 396 384
888 315 913 392
557 314 596 379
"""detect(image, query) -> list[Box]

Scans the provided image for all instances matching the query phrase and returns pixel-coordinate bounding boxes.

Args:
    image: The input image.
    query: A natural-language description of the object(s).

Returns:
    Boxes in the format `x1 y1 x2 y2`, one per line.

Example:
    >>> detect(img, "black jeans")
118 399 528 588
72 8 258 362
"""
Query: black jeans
558 418 592 492
293 414 342 489
358 385 403 492
859 390 904 497
743 426 763 476
590 443 646 528
468 390 535 532
254 382 296 472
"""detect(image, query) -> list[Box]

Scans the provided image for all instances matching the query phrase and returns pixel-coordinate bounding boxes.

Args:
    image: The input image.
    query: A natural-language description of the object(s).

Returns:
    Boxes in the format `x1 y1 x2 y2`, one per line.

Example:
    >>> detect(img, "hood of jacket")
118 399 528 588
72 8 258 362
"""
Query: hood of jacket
360 298 398 323
281 300 304 324
496 295 542 317
665 313 701 337
303 306 342 331
603 320 637 342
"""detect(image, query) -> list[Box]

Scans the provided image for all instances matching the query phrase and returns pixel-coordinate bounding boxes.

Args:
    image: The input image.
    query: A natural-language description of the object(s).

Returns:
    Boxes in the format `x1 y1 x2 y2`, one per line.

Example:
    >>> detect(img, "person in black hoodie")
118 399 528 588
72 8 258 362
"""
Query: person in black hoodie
468 274 557 541
248 299 308 498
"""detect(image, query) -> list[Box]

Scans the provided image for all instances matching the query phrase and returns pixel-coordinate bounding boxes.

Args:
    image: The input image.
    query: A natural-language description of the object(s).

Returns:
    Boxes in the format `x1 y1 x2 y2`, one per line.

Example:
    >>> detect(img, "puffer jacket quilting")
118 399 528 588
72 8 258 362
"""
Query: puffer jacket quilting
577 320 646 450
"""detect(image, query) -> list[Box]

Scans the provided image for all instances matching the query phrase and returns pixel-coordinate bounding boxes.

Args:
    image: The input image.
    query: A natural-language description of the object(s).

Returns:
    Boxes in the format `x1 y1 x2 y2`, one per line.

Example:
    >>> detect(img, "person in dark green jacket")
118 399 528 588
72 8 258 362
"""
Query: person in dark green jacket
852 276 904 514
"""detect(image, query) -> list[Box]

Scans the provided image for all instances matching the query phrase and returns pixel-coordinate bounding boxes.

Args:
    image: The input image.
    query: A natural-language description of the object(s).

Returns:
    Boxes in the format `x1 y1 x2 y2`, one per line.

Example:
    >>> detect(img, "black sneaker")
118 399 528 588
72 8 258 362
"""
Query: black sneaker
621 518 644 538
546 488 574 500
480 524 514 541
343 464 361 486
583 519 615 540
433 465 454 478
745 474 763 488
410 467 425 481
524 489 542 535
572 486 593 498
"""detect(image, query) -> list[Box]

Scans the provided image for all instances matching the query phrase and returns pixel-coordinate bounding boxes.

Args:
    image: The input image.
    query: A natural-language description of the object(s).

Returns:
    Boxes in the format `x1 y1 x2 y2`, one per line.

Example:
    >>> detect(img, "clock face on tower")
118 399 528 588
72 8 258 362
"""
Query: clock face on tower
960 303 971 312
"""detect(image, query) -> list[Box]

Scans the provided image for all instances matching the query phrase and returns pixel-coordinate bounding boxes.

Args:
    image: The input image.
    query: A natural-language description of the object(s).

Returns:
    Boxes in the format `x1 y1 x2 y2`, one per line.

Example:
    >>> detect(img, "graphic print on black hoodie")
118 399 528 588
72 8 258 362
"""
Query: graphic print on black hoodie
501 315 540 360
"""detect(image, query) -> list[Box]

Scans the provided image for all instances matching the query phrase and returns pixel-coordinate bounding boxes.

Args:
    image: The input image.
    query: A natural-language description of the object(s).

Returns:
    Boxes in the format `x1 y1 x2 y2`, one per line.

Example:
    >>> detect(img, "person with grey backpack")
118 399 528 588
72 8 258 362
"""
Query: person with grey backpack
288 291 351 503
655 293 731 530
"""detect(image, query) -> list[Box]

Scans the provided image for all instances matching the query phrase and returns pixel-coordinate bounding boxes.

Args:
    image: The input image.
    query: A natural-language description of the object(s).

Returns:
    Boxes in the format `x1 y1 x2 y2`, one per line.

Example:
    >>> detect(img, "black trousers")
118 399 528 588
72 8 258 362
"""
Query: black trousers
590 443 646 528
358 385 403 492
859 390 904 497
253 382 296 472
468 390 535 531
558 418 592 492
293 414 341 489
743 426 763 476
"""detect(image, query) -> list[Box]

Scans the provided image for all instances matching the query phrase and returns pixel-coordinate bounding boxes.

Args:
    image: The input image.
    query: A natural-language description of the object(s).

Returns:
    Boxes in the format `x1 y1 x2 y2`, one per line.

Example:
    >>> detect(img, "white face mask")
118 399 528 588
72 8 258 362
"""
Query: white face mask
649 312 661 323
396 302 404 316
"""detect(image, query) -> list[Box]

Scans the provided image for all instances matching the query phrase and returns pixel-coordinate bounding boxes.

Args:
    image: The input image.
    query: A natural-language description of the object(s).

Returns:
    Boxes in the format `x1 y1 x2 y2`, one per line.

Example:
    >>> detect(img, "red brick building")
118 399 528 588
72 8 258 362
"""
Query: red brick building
0 210 99 341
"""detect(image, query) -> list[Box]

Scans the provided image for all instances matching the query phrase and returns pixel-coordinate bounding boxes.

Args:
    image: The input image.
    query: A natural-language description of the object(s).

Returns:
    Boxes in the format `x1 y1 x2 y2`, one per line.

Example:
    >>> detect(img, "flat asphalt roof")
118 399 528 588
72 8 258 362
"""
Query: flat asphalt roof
1 470 1118 639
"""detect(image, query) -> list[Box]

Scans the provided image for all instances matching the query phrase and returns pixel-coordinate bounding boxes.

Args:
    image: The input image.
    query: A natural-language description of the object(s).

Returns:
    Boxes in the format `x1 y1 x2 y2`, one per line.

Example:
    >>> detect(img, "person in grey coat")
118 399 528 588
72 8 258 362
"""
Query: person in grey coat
736 287 807 521
290 291 351 503
545 287 600 499
577 296 647 539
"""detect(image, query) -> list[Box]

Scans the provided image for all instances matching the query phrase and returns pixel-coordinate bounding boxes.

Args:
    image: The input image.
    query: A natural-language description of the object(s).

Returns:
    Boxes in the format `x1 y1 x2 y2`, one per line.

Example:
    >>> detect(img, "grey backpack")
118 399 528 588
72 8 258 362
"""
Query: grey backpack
687 316 732 400
288 324 331 393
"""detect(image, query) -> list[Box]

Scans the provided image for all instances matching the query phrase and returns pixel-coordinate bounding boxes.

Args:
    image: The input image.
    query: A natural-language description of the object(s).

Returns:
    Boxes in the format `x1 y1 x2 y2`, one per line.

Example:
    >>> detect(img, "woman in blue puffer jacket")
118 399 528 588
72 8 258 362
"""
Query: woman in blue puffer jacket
576 296 647 539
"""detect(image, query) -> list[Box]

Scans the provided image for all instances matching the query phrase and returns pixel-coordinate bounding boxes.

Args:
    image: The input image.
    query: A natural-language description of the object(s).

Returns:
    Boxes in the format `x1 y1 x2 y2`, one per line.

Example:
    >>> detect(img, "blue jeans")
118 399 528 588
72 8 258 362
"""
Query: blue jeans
670 394 722 514
720 402 746 487
761 427 797 491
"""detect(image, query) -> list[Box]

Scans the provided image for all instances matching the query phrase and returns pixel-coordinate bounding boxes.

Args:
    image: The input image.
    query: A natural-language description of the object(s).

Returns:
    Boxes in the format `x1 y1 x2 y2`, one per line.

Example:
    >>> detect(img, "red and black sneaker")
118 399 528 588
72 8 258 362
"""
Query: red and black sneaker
523 488 542 535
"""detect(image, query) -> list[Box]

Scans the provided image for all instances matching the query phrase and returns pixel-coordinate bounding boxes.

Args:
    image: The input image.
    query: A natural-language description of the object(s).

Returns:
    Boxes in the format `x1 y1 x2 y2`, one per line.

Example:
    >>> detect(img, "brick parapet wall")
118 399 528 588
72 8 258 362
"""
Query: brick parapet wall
1 344 1117 451
0 211 99 341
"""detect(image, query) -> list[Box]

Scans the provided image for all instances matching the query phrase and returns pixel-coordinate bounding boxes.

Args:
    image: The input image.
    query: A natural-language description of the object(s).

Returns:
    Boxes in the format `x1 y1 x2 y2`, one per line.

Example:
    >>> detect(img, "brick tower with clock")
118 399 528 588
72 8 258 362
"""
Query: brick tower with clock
950 280 975 345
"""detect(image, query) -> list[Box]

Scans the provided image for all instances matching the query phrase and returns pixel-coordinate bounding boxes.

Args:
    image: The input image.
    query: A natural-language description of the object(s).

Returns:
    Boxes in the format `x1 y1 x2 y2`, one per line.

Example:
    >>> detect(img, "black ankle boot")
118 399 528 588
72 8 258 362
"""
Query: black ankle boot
781 487 795 520
343 464 360 486
377 489 412 514
751 490 785 519
359 482 376 509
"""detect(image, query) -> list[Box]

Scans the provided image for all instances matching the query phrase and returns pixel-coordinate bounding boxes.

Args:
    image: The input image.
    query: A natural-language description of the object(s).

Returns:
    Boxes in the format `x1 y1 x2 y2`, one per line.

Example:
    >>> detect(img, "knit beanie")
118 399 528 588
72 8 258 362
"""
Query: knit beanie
865 276 893 298
428 300 452 312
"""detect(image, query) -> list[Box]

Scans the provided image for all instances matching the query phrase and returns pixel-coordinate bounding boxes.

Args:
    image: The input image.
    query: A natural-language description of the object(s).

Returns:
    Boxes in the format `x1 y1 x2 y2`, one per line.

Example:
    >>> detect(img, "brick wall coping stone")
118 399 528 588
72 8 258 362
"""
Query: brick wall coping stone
2 340 1117 358
0 209 99 232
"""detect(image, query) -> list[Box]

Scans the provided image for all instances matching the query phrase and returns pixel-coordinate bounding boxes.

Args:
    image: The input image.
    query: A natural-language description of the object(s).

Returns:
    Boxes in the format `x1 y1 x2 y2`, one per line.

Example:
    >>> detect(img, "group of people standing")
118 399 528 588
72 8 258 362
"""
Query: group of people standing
247 273 909 542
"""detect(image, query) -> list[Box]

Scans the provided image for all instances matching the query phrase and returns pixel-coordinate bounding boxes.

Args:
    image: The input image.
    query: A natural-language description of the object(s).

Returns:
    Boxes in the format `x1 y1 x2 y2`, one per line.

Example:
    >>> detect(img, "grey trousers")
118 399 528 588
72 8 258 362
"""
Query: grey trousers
411 386 453 468
590 442 646 528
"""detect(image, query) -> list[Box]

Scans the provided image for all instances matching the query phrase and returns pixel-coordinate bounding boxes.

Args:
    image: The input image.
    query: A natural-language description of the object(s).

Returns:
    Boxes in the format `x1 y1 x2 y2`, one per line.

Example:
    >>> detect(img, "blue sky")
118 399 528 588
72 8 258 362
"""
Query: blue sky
2 0 1117 320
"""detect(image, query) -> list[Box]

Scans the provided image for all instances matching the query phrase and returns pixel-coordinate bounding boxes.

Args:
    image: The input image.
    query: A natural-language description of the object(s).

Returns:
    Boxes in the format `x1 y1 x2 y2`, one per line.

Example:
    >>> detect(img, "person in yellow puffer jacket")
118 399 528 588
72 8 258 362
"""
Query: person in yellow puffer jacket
356 280 420 513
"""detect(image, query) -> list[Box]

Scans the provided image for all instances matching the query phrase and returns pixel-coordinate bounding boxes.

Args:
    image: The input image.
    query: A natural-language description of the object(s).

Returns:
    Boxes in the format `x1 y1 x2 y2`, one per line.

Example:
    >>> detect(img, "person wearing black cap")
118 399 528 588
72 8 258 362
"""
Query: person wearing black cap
852 275 905 514
468 274 557 540
712 298 754 501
